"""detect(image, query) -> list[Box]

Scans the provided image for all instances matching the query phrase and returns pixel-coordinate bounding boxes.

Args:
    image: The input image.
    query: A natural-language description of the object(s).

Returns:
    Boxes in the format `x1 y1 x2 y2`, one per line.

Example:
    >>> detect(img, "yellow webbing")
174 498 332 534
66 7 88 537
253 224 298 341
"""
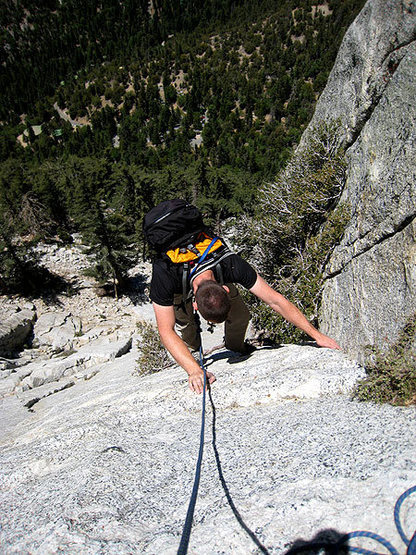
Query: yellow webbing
166 234 223 264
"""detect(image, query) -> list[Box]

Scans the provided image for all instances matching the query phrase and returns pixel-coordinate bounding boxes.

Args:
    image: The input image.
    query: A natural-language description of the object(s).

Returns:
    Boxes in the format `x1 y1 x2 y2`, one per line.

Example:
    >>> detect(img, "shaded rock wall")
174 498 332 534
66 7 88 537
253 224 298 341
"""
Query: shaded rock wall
0 303 36 357
301 0 416 361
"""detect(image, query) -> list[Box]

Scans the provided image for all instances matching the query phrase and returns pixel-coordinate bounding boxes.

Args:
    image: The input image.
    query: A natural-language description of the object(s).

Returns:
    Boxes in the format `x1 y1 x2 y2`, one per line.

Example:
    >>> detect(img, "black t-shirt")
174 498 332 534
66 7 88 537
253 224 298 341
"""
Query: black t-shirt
150 253 258 306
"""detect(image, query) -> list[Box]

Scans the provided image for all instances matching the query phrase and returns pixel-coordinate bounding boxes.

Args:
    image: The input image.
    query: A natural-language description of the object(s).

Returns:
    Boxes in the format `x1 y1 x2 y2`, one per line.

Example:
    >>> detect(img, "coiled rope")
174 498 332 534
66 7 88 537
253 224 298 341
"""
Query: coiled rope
285 486 416 554
394 485 416 554
339 485 416 555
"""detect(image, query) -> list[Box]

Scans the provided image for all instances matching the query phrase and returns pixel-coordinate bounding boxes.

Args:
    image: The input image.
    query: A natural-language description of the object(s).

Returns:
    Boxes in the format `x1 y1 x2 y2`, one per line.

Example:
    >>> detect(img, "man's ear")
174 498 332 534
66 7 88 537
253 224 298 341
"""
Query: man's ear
192 300 198 311
222 285 230 293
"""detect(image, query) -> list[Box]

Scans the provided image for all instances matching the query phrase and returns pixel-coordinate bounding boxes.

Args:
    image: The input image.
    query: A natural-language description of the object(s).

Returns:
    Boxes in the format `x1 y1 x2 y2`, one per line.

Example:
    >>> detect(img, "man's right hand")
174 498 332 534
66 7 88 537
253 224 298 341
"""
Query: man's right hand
188 370 216 394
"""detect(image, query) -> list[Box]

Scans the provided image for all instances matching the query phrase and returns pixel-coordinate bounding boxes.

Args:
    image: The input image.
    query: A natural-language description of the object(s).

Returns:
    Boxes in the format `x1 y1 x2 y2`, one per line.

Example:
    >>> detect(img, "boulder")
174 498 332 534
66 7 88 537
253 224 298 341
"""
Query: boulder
0 374 21 397
17 377 76 409
0 304 36 356
34 242 91 280
32 312 82 352
19 334 133 390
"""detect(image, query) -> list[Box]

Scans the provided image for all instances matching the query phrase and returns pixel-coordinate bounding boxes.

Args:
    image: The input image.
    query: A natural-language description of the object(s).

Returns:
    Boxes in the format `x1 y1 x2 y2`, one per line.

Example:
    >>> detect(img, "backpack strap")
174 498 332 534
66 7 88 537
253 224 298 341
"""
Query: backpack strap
181 237 219 302
189 236 219 278
179 236 234 302
182 262 190 302
215 262 224 285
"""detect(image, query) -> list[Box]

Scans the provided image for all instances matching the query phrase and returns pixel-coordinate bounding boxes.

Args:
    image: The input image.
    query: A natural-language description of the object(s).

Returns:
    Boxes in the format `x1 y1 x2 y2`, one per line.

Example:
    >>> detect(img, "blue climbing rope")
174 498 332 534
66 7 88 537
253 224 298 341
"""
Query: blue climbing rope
189 236 219 277
177 345 207 555
394 485 416 554
341 531 400 555
285 486 416 554
177 239 218 554
332 485 416 555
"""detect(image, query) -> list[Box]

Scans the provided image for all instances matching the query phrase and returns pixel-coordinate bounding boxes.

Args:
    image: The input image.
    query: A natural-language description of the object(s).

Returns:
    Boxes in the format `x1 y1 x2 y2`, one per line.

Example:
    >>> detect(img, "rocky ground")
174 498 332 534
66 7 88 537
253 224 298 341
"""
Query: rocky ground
0 238 154 409
0 242 415 554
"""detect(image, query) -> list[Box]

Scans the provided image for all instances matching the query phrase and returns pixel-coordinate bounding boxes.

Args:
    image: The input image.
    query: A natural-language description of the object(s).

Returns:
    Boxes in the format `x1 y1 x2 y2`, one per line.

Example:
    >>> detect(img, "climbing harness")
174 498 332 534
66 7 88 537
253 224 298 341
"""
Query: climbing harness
177 341 207 555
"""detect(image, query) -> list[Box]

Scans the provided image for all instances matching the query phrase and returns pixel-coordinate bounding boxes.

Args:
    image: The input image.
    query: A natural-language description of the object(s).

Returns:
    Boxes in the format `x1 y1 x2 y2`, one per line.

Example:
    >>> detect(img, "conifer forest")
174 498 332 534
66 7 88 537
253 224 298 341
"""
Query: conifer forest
0 0 366 299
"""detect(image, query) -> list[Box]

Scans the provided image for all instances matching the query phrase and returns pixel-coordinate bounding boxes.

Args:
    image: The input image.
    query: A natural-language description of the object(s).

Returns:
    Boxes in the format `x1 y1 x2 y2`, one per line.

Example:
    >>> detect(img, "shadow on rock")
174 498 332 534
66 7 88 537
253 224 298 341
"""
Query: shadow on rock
31 272 75 307
207 344 282 365
285 529 349 554
0 247 74 304
92 273 149 304
122 273 149 304
17 270 72 307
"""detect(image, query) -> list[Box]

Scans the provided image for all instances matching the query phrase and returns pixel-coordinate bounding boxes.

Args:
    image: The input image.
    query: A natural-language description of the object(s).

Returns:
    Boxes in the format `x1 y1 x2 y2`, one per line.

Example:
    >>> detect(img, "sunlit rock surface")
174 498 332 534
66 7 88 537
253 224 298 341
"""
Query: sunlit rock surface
1 340 415 554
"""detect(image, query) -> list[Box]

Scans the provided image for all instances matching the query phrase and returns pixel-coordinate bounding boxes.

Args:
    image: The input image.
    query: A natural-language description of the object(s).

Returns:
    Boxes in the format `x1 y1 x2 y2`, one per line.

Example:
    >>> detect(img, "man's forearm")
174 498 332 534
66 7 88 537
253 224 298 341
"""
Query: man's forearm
251 277 316 335
275 301 340 348
159 328 202 377
270 295 319 338
249 276 341 349
152 301 217 393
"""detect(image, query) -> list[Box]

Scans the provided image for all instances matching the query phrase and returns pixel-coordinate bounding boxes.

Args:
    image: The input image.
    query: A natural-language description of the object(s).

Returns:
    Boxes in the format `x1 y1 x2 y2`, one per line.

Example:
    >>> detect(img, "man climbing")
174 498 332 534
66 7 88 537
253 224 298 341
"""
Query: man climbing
145 199 341 394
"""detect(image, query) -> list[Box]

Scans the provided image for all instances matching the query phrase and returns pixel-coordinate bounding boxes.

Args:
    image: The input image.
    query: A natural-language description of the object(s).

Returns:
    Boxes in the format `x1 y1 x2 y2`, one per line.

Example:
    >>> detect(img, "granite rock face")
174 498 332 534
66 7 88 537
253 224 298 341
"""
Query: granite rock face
302 0 416 361
0 237 414 554
0 343 415 555
302 0 416 147
1 4 416 552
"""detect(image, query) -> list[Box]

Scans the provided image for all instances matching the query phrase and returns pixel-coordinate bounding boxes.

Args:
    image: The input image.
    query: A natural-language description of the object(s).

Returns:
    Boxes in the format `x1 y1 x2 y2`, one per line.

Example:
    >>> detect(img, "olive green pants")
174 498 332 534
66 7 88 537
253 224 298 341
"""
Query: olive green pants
173 283 251 353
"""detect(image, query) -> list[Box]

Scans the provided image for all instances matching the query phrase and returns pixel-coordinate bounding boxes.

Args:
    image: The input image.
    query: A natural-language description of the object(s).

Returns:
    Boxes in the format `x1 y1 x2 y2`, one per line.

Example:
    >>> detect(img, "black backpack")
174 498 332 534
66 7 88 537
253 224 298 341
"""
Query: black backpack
143 199 205 252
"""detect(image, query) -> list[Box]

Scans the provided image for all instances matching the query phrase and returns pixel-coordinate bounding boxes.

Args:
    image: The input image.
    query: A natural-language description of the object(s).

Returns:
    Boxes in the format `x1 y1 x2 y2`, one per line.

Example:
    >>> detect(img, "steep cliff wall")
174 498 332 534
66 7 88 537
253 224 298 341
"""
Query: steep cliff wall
302 0 416 361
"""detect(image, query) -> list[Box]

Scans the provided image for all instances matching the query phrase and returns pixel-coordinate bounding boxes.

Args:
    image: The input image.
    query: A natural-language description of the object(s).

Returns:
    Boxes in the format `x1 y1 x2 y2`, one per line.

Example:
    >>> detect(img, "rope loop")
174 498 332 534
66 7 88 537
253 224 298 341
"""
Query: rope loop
394 485 416 551
332 485 416 555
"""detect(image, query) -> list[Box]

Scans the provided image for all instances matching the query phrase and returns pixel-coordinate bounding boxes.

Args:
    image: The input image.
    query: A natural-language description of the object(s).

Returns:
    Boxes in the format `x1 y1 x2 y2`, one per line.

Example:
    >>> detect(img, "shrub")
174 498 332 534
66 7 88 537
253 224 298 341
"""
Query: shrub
135 321 172 376
243 119 349 344
353 315 416 406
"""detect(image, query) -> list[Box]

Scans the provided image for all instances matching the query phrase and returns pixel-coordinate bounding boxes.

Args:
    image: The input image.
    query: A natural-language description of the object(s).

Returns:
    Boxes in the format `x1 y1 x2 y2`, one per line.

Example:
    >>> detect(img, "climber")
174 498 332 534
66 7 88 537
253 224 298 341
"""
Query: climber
145 199 341 394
